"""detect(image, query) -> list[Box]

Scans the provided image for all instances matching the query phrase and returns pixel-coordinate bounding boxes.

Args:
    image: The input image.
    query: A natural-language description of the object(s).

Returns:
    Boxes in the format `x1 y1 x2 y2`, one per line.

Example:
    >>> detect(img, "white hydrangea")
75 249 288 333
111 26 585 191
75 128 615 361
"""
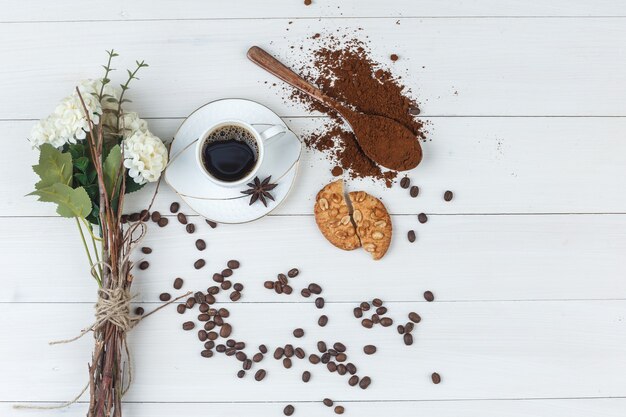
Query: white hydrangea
118 112 149 139
123 130 168 184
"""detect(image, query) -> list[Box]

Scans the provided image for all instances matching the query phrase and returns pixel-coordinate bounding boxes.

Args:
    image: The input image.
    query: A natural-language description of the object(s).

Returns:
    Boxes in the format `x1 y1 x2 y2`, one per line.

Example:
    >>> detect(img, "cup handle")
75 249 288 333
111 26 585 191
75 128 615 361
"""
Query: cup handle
257 124 287 145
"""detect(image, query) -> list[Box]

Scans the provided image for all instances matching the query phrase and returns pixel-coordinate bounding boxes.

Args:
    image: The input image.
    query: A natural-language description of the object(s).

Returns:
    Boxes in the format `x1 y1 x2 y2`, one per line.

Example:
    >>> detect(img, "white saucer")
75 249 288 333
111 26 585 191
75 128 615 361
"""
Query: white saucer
164 98 302 224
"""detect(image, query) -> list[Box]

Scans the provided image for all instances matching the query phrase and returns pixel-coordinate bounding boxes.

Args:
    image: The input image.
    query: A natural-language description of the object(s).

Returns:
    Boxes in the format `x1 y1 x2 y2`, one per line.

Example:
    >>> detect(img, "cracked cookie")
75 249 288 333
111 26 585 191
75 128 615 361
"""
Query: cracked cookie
349 191 392 260
314 180 361 251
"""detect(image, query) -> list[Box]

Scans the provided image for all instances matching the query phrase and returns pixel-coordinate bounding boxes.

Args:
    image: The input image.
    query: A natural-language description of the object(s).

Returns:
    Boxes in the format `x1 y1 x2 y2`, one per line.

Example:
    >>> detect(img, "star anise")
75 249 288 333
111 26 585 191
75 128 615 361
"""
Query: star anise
241 176 277 207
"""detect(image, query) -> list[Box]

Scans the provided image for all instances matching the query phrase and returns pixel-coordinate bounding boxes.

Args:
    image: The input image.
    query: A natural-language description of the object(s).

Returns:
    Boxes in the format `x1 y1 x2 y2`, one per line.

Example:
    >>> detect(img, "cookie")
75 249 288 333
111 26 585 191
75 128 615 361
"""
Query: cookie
314 180 361 251
348 191 392 260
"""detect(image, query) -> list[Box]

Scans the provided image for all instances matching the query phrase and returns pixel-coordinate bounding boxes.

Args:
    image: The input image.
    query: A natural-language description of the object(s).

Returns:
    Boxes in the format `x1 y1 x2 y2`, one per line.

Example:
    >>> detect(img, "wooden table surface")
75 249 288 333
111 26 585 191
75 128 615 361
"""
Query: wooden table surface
1 1 626 416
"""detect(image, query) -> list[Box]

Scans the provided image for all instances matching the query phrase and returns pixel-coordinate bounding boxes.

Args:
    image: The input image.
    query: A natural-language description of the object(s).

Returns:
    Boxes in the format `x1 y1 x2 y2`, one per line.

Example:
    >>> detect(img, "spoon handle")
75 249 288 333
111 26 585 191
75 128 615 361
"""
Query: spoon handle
247 46 336 108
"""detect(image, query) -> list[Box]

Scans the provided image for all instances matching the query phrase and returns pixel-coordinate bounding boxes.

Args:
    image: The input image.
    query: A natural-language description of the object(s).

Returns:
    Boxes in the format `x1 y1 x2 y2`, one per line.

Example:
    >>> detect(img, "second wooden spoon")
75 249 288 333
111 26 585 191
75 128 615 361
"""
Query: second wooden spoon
247 46 422 172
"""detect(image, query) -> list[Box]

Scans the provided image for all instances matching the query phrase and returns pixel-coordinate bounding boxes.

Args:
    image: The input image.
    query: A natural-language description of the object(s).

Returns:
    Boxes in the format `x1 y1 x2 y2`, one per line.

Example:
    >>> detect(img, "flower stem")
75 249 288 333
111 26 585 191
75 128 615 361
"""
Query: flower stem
75 217 102 286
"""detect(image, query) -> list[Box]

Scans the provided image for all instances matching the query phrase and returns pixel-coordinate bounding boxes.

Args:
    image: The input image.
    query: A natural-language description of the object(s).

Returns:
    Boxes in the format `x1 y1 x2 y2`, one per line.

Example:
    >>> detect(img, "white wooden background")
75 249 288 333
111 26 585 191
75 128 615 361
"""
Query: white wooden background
1 1 626 416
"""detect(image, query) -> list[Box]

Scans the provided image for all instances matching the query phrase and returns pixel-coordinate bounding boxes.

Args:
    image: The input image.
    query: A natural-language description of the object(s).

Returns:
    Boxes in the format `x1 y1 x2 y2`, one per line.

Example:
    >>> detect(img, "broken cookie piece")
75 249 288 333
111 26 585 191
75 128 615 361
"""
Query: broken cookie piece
314 180 361 251
349 191 392 260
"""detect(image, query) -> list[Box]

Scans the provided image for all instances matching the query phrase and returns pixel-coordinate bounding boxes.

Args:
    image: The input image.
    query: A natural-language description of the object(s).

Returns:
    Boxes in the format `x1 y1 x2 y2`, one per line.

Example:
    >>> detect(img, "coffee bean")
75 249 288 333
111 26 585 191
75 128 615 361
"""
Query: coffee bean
285 344 294 357
336 353 347 362
242 361 251 373
283 358 292 369
220 323 232 338
159 292 171 301
129 213 140 222
360 302 370 311
206 219 217 228
295 347 305 359
362 318 374 328
185 223 195 234
139 261 149 270
233 283 244 291
134 307 144 315
293 328 305 338
221 281 232 290
334 405 345 414
327 362 337 372
328 349 337 356
195 239 206 251
177 213 187 224
372 298 383 307
283 405 295 416
309 354 320 364
333 342 346 352
237 370 245 378
308 283 322 294
300 288 311 298
236 352 247 362
283 285 293 295
404 322 415 333
204 341 215 349
194 291 205 303
409 106 421 115
214 315 224 325
275 284 283 294
317 341 327 352
404 333 414 345
264 281 274 289
376 306 387 315
173 277 183 290
321 353 330 363
380 317 393 327
222 268 233 277
274 347 284 359
194 259 206 269
254 369 266 381
302 370 311 382
253 353 264 362
141 247 152 254
235 341 245 350
348 375 359 386
140 210 150 221
315 297 325 309
444 190 454 202
185 298 196 309
259 344 268 354
226 339 236 347
423 290 434 302
157 217 169 227
418 213 428 223
218 308 230 317
346 362 357 374
198 313 210 322
201 349 213 358
230 291 241 302
353 308 363 318
227 260 240 269
431 372 441 384
407 230 416 242
150 211 161 222
207 331 218 340
318 315 328 327
400 177 410 189
170 202 180 213
397 324 405 334
288 268 299 278
198 330 207 342
276 273 287 285
216 344 226 353
323 398 333 407
410 185 419 198
364 345 377 354
213 273 224 283
359 376 372 389
182 321 194 330
120 214 129 224
409 312 421 323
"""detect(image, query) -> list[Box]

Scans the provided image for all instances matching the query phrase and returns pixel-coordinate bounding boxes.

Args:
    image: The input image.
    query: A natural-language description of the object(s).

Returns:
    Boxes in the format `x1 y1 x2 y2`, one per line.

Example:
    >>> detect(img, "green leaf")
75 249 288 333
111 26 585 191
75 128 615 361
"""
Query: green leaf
28 183 92 218
103 144 122 199
74 156 90 173
32 144 73 189
124 174 146 194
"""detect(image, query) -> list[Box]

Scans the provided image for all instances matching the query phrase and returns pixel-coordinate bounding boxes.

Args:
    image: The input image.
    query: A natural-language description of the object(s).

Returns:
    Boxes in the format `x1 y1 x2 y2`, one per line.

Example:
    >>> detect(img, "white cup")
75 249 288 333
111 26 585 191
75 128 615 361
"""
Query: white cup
196 119 286 187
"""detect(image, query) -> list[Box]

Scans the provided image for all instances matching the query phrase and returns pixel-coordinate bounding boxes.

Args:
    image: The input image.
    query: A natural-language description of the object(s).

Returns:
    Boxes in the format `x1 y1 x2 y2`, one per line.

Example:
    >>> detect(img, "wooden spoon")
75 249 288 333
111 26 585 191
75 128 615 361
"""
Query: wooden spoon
247 46 422 171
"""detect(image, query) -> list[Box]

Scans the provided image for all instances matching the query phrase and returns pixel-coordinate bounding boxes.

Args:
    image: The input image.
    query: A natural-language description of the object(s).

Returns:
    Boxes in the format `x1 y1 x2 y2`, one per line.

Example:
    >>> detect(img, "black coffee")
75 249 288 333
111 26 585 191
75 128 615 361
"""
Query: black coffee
201 126 258 182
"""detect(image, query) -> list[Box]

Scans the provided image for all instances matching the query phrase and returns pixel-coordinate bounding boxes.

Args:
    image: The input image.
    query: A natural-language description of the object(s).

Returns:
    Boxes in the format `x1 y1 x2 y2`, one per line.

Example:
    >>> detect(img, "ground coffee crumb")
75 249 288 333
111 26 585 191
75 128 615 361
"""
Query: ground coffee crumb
331 165 343 176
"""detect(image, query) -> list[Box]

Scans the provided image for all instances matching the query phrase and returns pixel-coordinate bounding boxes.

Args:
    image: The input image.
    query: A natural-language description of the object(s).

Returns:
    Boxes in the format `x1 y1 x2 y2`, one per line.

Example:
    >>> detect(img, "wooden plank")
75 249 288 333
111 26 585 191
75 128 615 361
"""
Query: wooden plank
1 301 624 402
3 0 626 22
4 117 626 217
3 214 626 303
3 398 626 417
2 19 626 118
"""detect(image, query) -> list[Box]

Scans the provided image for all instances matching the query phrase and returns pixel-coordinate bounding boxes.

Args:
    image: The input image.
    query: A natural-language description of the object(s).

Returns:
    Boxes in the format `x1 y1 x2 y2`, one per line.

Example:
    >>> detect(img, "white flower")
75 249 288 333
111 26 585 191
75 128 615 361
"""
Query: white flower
30 115 66 148
123 130 168 184
118 112 149 139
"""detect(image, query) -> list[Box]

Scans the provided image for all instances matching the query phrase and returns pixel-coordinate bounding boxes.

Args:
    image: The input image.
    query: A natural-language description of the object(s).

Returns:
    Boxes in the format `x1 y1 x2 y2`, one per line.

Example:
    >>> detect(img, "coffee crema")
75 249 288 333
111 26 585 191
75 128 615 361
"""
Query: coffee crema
201 125 258 182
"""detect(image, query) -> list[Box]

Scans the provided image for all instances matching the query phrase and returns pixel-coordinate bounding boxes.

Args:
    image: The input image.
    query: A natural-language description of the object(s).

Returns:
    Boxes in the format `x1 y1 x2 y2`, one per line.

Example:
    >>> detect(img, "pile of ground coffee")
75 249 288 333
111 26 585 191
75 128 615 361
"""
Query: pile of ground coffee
283 35 426 186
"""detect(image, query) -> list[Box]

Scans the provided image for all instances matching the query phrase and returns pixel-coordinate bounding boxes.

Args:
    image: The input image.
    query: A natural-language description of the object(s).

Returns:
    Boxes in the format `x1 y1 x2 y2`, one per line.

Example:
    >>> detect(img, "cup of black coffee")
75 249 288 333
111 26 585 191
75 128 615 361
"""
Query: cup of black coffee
196 120 286 186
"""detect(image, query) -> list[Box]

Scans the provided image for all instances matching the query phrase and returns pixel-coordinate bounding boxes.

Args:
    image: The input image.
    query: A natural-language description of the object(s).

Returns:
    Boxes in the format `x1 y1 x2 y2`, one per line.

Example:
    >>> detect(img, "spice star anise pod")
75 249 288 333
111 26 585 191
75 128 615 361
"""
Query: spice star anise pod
241 176 277 207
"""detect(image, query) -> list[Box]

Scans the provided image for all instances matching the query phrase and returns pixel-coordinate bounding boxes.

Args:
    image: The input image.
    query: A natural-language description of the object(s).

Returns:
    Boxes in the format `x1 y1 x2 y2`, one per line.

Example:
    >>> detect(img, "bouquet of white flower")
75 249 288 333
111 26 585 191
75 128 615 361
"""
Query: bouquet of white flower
26 50 170 417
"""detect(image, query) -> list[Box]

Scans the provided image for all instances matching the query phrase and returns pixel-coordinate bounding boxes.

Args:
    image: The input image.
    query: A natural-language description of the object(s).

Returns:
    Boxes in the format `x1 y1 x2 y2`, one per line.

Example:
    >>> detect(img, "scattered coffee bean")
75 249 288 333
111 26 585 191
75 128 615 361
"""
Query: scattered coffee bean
226 339 236 347
318 315 328 327
315 297 325 309
346 363 357 374
222 268 233 277
140 209 150 221
418 213 428 223
293 328 305 338
308 283 322 294
327 362 337 372
285 344 294 357
283 358 292 369
233 283 244 291
444 190 454 202
295 347 305 359
208 286 219 295
410 185 419 198
230 291 242 302
400 177 410 189
194 291 205 304
201 349 213 358
397 324 405 334
254 369 266 381
139 261 149 270
336 353 347 363
227 260 240 269
275 284 283 294
334 405 345 414
129 213 141 222
216 344 226 353
213 273 224 283
309 354 320 364
348 375 359 386
364 345 377 355
253 353 264 362
362 319 373 328
185 223 195 234
404 322 415 333
288 268 299 278
185 298 196 309
372 298 383 307
134 307 144 315
359 376 372 389
236 352 247 362
376 306 387 315
283 285 293 295
195 239 206 251
173 277 183 290
235 341 245 349
141 247 152 254
194 259 206 269
259 344 268 354
225 348 236 356
380 317 393 327
283 404 295 416
206 219 217 228
353 308 363 318
404 333 414 345
177 213 187 224
176 304 186 314
328 349 337 356
431 372 441 384
237 370 245 378
221 282 232 292
318 341 327 352
150 211 161 222
198 330 207 342
423 291 434 302
264 281 274 289
220 323 232 338
274 347 284 359
277 273 288 285
333 342 346 352
170 202 180 213
302 370 311 382
182 321 195 330
159 292 171 301
198 313 210 322
301 288 311 297
204 341 215 349
409 312 421 323
157 217 169 227
372 314 380 324
360 302 370 311
323 398 333 407
407 230 416 242
321 354 330 365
